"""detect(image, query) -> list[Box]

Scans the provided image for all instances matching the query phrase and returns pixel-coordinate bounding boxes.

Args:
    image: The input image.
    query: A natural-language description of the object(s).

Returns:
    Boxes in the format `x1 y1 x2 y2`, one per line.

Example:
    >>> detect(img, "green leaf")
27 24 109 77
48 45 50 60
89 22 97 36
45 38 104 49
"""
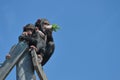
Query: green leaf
52 24 60 32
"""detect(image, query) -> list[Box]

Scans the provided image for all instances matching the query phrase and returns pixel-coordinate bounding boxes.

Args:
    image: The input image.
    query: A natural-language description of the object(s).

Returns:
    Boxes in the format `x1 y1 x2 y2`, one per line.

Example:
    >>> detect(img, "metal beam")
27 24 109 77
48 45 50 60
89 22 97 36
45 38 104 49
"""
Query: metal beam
0 41 48 80
31 49 48 80
0 41 28 80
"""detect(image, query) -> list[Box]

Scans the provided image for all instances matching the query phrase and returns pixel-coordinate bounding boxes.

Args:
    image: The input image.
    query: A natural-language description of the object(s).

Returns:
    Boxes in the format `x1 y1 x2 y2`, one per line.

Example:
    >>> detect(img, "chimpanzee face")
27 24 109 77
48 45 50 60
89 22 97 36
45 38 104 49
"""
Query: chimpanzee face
25 28 34 35
42 20 50 31
36 19 50 31
27 30 32 35
43 21 50 25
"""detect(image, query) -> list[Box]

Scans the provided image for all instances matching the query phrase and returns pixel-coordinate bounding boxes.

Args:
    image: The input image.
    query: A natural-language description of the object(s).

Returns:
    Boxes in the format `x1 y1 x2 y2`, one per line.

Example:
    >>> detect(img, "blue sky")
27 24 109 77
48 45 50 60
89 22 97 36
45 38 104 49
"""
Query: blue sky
0 0 120 80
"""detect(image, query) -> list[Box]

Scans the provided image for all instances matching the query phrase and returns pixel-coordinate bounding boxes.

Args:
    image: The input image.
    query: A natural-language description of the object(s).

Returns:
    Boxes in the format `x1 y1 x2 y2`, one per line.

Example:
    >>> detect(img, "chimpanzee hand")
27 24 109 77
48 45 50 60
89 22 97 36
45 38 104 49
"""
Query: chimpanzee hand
19 35 30 41
6 54 11 59
29 45 38 52
22 32 28 36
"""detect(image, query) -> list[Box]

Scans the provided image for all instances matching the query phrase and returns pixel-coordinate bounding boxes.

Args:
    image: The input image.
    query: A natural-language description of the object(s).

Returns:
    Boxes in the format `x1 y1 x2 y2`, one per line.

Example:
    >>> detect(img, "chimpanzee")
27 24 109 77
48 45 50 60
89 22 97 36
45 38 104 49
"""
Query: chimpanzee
16 23 46 80
6 24 45 60
35 18 55 66
19 23 46 62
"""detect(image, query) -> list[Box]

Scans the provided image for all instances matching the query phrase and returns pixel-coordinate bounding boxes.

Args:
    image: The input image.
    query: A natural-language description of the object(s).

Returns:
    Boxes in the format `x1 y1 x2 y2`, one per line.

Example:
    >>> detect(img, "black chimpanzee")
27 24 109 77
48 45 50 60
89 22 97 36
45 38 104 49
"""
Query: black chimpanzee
35 18 55 66
16 23 46 80
19 24 46 62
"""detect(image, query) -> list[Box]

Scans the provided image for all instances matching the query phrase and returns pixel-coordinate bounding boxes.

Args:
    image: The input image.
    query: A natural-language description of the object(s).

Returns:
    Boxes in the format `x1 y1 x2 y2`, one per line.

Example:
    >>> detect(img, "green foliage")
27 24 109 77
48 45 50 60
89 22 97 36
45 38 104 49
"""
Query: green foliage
52 24 60 32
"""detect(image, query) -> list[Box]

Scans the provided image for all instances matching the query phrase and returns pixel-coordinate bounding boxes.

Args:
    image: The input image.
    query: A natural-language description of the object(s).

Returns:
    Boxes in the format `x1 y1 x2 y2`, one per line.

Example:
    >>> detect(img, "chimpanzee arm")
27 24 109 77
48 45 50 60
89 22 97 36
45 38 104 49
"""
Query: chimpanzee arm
18 35 37 47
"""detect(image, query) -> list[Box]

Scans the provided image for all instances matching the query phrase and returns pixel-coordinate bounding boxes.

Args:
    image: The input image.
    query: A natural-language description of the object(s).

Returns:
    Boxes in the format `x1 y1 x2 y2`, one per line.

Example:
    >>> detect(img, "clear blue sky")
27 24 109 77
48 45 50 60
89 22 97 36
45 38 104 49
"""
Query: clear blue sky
0 0 120 80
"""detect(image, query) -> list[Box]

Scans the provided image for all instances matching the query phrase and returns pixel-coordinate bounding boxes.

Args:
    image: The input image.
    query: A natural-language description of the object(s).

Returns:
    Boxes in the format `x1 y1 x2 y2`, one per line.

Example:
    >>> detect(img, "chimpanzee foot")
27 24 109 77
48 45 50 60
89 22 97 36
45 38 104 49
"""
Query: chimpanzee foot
37 54 43 64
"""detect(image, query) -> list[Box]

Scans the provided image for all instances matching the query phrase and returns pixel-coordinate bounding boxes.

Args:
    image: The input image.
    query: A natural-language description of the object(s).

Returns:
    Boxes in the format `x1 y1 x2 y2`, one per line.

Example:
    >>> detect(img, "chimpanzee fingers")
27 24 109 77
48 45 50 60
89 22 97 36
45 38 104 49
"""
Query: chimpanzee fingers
30 45 38 52
22 32 28 36
6 54 11 59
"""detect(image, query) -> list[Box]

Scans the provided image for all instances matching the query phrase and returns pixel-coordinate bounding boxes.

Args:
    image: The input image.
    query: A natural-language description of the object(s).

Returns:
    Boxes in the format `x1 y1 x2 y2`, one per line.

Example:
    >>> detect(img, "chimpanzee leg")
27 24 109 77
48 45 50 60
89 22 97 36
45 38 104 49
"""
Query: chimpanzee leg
41 41 55 66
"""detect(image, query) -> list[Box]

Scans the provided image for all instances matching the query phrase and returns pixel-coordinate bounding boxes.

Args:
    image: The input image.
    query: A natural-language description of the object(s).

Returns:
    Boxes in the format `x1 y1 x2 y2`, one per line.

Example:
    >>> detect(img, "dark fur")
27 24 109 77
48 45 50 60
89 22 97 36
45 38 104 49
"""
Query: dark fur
35 19 55 66
19 24 46 54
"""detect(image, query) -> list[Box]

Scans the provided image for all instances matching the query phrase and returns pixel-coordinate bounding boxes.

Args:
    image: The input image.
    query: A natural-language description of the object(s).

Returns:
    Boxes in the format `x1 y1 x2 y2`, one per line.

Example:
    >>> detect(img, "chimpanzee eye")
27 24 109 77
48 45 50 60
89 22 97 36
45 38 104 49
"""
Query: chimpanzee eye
26 28 34 31
44 23 49 25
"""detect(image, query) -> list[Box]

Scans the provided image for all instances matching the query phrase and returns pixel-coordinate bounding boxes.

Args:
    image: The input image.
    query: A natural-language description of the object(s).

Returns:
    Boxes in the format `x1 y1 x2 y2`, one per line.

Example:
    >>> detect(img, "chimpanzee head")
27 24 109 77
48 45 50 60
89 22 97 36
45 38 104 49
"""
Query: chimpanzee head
35 18 50 31
23 24 35 31
23 24 35 35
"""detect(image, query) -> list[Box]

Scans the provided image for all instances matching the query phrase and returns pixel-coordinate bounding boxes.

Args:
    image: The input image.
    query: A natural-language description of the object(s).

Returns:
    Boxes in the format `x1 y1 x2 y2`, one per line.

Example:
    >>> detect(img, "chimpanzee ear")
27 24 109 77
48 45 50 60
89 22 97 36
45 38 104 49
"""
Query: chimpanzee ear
23 26 26 31
35 19 41 26
37 19 41 23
